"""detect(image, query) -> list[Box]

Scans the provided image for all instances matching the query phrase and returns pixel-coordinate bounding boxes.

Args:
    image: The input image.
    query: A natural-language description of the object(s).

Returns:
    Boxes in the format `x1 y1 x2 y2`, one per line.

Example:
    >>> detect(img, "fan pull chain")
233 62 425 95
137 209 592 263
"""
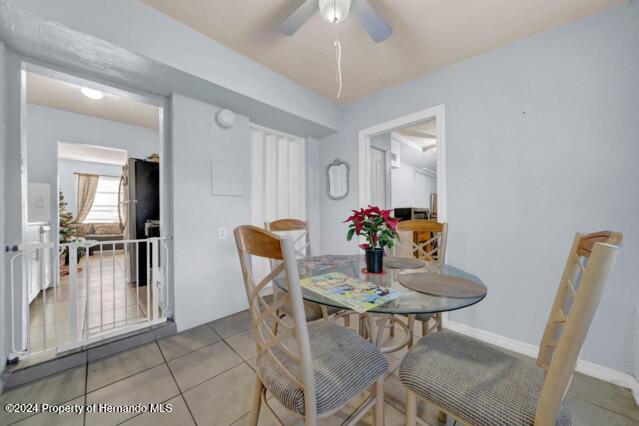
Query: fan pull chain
333 19 343 99
334 39 343 98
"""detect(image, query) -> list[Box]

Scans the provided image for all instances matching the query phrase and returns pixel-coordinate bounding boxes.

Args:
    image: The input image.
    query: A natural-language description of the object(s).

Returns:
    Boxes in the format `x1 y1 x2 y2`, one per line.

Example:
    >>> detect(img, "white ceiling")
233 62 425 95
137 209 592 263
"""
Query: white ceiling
58 142 128 166
27 72 160 129
393 118 437 170
396 119 437 147
141 0 622 102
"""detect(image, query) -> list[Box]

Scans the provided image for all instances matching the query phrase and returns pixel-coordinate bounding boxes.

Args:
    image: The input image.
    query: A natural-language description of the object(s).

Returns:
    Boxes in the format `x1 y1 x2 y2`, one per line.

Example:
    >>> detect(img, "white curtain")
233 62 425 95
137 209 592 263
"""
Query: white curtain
250 125 306 277
251 126 306 227
75 173 99 223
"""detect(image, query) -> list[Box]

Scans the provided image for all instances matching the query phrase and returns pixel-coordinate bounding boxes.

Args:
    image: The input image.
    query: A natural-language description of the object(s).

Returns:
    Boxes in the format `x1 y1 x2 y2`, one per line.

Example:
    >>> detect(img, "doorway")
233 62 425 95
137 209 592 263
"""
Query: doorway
358 105 446 221
13 64 170 360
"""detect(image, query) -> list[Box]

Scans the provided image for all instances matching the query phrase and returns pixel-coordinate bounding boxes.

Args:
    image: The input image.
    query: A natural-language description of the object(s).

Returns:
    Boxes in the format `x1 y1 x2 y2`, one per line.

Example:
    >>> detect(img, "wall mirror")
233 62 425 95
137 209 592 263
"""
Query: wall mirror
326 159 349 200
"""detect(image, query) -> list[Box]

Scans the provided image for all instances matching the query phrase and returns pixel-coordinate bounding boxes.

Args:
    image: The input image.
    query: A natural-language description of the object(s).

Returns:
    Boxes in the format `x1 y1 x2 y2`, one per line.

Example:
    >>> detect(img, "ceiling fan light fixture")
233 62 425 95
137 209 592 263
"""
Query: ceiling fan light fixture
319 0 352 23
80 87 104 100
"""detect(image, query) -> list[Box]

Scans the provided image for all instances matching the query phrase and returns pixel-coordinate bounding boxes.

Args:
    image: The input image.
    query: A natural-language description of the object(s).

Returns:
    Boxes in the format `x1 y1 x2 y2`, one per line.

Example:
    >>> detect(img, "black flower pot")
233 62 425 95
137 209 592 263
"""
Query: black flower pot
365 248 384 273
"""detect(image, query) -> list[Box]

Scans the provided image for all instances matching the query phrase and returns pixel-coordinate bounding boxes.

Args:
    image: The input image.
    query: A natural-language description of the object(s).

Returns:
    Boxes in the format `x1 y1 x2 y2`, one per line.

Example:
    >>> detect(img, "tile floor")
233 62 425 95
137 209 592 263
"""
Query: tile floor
28 251 148 353
2 311 637 425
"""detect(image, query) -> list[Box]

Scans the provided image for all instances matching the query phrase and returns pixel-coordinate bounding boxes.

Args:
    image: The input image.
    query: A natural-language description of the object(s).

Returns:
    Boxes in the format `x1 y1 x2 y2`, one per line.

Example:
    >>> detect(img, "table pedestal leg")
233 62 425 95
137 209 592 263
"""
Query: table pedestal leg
407 314 415 348
358 314 366 338
366 315 389 348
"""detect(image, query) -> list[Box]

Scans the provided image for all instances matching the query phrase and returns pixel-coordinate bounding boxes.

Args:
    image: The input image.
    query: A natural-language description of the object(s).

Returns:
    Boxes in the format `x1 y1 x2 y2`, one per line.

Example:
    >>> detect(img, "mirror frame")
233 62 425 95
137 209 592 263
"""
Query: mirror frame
326 159 350 201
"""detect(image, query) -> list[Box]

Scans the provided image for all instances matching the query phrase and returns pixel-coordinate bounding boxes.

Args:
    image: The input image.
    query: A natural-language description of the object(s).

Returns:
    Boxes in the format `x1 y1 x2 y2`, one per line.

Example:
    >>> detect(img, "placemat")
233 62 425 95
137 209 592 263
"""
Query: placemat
383 256 426 270
398 272 487 298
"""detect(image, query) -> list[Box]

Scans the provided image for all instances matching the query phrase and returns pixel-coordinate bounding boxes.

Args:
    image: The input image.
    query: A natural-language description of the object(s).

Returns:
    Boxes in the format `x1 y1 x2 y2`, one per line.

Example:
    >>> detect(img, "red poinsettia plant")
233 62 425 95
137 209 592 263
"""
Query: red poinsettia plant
345 205 400 251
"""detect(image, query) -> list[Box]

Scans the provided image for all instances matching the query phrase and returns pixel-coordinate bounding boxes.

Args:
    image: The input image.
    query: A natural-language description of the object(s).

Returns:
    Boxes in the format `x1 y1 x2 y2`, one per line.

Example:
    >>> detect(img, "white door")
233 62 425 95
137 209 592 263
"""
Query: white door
370 147 386 208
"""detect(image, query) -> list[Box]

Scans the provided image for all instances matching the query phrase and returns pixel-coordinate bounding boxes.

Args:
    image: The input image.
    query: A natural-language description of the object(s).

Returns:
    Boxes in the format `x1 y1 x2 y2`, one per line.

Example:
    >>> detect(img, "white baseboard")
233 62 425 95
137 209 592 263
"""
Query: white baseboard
445 320 639 406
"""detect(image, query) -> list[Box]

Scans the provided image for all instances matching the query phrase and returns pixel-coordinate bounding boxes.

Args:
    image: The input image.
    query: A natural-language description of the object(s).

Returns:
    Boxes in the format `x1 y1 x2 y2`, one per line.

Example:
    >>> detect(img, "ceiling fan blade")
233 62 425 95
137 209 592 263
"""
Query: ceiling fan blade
278 0 318 35
351 0 392 43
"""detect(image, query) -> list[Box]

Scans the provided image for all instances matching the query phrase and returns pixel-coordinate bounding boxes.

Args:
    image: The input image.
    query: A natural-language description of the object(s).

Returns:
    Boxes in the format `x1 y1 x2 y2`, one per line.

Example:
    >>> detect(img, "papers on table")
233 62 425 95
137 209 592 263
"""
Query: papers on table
301 272 405 313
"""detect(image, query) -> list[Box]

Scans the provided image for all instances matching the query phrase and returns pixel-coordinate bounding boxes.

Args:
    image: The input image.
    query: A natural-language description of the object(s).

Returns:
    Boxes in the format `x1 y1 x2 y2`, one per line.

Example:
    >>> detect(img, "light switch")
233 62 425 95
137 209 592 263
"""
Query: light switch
218 227 227 239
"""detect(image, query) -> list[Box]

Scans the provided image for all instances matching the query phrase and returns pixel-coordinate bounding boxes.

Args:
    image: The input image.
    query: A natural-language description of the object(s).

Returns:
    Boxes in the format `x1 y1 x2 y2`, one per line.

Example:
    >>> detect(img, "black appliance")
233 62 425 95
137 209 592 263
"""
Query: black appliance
118 158 160 285
393 207 430 221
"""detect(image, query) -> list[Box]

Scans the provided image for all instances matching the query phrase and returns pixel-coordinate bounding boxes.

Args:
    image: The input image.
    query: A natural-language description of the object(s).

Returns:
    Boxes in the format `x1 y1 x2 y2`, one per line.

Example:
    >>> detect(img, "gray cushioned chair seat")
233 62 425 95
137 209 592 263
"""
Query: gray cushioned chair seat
399 331 571 425
413 312 433 322
257 320 388 416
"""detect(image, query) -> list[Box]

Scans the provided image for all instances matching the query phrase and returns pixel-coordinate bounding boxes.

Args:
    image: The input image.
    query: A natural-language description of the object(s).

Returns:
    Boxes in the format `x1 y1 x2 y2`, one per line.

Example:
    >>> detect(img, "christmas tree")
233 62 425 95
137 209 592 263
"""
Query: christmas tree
59 190 85 269
59 190 79 244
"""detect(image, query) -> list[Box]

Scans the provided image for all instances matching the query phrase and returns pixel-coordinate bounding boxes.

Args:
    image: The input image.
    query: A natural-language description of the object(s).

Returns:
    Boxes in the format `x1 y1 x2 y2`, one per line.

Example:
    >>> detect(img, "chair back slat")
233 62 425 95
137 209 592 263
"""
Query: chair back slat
576 231 623 257
266 218 312 258
398 220 445 233
240 228 284 260
267 218 308 232
535 231 622 425
234 225 317 417
395 220 448 265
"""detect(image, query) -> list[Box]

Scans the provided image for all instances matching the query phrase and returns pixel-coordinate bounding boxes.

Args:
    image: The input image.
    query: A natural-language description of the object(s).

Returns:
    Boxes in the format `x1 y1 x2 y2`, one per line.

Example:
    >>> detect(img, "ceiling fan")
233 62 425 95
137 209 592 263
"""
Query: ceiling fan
279 0 392 43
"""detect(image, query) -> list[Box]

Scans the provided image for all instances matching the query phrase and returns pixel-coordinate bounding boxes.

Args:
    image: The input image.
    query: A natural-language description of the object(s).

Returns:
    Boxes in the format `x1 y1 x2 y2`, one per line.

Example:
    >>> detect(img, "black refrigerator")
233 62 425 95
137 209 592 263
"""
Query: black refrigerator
118 158 160 285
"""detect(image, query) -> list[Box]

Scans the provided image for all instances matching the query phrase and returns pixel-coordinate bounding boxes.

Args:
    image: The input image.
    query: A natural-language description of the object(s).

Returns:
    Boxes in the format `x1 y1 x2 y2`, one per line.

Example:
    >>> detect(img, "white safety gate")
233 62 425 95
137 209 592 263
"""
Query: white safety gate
8 237 170 360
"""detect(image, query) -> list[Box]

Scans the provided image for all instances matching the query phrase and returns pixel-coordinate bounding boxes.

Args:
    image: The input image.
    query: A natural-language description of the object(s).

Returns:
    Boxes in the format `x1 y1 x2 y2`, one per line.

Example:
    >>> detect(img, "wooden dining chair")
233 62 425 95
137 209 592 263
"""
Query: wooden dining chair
395 220 448 337
234 225 388 426
265 219 342 323
399 231 623 426
265 218 312 257
396 220 448 265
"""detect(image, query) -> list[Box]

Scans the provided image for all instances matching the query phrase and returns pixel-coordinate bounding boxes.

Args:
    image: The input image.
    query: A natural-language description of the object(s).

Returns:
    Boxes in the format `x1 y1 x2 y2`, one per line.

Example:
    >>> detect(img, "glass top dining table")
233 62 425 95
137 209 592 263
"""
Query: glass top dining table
274 255 487 315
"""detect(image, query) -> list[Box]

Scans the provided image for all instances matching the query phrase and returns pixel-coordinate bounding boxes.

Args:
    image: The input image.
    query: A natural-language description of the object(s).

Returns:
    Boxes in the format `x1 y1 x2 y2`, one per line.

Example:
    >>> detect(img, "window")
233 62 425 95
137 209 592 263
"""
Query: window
84 176 121 224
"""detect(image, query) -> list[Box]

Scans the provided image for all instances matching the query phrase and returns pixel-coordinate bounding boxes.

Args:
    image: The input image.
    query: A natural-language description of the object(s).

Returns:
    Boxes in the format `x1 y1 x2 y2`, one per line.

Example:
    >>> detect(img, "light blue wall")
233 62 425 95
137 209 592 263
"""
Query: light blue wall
170 96 327 330
170 94 252 331
319 3 639 374
391 163 435 209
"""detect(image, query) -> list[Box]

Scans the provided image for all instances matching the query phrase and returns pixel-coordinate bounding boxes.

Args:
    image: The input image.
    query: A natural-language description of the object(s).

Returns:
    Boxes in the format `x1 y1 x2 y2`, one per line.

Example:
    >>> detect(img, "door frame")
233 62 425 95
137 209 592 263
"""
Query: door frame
17 60 172 355
358 104 446 222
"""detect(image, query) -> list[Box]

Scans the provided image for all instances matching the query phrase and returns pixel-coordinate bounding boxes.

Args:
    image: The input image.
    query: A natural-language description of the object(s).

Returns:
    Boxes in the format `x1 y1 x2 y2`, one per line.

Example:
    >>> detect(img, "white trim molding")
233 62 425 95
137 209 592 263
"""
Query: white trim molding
250 122 305 143
445 320 639 406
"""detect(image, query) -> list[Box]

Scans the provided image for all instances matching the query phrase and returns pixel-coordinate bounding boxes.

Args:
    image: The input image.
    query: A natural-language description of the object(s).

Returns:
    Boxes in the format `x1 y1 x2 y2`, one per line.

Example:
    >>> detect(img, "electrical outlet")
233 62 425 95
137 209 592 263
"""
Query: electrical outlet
218 227 227 239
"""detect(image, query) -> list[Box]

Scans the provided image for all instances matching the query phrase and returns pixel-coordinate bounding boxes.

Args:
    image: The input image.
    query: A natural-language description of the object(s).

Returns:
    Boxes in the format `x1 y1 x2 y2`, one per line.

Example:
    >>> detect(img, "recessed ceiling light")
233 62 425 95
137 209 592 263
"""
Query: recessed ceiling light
81 87 104 100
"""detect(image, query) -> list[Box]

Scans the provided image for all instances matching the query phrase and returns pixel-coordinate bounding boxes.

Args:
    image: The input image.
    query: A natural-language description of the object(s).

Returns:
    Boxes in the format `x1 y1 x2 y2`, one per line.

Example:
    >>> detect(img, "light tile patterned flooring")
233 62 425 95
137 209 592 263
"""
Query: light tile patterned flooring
2 311 638 425
28 251 148 354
